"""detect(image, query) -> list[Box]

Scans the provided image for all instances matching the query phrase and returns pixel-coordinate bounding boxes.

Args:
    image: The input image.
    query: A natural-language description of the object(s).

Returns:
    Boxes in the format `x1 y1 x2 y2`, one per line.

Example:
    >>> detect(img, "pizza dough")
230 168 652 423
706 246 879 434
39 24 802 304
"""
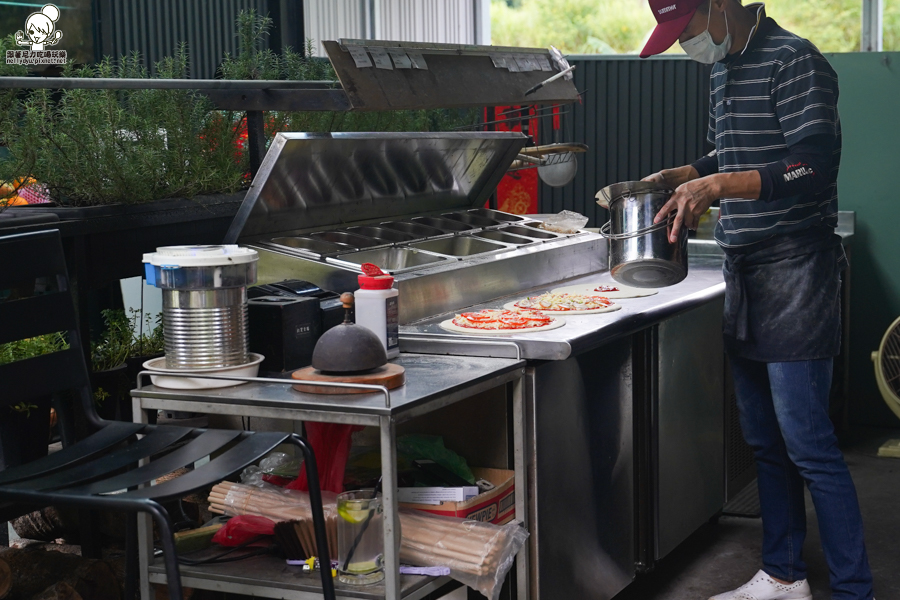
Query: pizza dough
551 283 659 299
502 301 621 315
439 316 566 336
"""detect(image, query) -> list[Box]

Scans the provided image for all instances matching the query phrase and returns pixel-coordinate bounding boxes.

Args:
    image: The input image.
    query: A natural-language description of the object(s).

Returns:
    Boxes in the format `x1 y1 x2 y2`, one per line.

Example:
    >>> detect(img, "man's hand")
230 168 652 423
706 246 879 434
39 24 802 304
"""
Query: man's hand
642 165 700 188
652 171 762 243
653 177 720 243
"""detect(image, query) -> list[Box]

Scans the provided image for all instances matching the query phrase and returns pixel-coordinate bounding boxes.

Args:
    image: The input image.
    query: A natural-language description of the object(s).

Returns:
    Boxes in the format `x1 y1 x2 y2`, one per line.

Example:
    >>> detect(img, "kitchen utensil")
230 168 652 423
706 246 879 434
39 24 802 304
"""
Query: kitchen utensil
143 245 258 369
310 293 387 373
596 181 688 288
524 64 576 97
142 353 264 389
291 363 405 394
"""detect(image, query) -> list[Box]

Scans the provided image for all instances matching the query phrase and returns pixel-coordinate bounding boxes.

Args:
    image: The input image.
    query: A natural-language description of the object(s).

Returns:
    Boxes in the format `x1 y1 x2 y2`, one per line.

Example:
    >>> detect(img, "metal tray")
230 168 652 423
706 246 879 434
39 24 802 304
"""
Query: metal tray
406 236 508 257
327 246 453 274
497 224 564 240
471 230 535 245
380 221 448 238
409 216 475 233
441 212 501 228
343 226 418 243
309 231 383 248
267 236 352 257
468 208 527 223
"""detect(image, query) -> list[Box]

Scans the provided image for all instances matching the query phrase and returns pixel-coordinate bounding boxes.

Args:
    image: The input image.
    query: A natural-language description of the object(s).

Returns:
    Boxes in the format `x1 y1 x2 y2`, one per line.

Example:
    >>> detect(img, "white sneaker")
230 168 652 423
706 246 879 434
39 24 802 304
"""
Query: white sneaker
710 569 812 600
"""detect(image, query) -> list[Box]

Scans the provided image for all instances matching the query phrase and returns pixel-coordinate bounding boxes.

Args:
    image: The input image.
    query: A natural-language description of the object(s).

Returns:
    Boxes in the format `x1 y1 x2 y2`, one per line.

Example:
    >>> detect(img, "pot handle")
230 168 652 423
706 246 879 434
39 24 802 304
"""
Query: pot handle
600 214 675 241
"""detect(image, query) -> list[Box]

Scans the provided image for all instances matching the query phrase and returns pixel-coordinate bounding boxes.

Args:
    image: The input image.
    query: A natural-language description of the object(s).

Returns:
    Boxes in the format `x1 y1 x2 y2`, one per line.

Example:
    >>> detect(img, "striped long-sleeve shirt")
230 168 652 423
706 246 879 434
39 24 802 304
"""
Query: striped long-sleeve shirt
708 5 841 249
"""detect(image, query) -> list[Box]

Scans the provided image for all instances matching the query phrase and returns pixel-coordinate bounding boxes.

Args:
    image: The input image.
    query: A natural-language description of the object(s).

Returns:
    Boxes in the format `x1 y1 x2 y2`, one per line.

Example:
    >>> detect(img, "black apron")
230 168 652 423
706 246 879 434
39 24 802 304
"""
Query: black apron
722 226 846 362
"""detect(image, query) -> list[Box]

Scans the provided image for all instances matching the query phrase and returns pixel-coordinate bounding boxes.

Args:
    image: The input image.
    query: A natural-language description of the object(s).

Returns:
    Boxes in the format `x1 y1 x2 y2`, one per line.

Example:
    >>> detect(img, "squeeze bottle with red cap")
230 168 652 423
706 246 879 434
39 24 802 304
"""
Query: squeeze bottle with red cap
355 263 399 359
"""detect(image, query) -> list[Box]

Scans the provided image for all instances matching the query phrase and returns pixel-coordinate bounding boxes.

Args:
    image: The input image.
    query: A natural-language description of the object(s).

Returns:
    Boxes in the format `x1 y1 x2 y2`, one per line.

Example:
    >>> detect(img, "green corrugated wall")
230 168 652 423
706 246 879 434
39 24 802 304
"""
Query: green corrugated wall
827 52 900 426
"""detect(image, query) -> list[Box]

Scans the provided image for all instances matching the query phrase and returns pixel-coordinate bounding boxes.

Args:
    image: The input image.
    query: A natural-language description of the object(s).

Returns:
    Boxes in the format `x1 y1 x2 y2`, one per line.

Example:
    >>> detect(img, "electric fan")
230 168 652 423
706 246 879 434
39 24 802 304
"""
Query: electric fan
871 315 900 457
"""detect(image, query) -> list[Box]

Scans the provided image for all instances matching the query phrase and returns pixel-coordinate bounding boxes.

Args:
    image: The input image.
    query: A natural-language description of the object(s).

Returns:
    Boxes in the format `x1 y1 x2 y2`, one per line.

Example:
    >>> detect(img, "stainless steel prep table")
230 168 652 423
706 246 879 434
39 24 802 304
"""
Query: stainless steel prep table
400 256 728 600
131 353 528 600
399 255 727 360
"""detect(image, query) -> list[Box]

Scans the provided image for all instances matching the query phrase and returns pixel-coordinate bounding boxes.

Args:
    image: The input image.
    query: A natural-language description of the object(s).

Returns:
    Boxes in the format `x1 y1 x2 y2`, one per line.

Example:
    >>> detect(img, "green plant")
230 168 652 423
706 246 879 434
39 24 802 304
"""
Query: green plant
130 310 164 357
0 10 479 212
10 402 39 417
220 11 335 82
0 44 247 208
93 387 109 408
91 309 132 372
0 331 69 366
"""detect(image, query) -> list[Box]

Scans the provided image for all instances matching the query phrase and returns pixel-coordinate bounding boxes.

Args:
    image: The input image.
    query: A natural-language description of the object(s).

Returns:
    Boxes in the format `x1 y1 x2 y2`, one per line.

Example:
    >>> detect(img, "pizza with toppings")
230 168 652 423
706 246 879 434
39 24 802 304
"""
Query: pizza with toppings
439 309 566 335
503 292 622 315
551 283 659 299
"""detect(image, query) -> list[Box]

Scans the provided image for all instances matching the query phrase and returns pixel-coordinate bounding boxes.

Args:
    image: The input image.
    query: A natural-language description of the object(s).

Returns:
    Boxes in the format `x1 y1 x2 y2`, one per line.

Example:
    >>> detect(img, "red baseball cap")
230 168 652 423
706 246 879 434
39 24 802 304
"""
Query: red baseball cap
640 0 707 58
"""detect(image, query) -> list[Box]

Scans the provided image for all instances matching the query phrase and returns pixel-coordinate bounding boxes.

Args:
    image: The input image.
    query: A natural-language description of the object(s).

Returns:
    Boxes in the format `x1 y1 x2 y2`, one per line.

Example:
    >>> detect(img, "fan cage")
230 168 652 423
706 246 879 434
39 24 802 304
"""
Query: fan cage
883 324 900 400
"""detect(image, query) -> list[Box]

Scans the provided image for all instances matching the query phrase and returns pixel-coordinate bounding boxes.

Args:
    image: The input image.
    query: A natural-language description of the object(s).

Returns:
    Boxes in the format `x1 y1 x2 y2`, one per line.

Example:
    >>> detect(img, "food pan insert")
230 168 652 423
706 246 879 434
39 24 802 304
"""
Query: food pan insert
327 246 453 274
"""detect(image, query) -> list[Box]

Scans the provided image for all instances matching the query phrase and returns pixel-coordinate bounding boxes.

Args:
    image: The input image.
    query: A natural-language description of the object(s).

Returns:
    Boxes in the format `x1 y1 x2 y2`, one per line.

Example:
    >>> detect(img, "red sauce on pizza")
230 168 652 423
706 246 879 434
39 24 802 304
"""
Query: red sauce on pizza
594 285 619 293
452 309 553 330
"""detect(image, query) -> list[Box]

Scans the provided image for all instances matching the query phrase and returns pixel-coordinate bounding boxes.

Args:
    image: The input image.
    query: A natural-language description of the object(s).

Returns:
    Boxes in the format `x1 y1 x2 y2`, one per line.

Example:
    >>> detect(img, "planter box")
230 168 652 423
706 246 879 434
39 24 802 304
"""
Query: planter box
4 192 246 288
0 395 51 470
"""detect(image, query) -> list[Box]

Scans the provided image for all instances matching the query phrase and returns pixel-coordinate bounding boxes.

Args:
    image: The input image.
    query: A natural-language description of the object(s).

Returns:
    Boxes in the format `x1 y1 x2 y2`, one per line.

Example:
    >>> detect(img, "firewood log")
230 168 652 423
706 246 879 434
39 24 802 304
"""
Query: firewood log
30 583 82 600
0 547 120 600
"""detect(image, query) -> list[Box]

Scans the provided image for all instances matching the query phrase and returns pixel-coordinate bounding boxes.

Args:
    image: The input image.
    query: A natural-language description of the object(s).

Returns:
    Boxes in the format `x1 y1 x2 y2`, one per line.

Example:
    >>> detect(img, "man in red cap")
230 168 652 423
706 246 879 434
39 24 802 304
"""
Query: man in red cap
640 2 874 600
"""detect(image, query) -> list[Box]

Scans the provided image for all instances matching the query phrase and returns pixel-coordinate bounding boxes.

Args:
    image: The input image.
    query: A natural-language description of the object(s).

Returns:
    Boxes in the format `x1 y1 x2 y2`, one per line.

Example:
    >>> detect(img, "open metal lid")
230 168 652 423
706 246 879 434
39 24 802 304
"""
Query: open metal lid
224 132 527 243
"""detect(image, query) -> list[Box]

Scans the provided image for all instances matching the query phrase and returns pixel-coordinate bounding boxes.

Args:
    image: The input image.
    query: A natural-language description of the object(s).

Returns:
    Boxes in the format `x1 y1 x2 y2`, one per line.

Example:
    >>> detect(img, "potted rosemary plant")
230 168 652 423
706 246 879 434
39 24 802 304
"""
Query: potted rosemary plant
0 332 68 468
90 309 133 421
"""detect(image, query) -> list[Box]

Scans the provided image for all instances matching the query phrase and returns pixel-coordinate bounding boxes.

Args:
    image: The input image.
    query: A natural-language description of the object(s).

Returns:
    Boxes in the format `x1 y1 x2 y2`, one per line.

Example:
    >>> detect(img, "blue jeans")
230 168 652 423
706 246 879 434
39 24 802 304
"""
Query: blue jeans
730 355 874 600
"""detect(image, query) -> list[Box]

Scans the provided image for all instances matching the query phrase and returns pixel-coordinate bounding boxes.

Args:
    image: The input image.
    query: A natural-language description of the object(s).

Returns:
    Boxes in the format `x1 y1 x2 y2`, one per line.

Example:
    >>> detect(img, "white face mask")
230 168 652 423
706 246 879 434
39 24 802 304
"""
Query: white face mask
680 1 732 64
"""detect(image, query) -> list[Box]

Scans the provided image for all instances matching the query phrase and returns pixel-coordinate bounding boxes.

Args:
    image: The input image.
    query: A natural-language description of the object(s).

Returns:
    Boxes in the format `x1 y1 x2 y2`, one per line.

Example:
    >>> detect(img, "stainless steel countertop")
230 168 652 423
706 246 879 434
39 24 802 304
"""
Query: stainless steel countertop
399 256 727 361
133 353 525 425
685 209 855 257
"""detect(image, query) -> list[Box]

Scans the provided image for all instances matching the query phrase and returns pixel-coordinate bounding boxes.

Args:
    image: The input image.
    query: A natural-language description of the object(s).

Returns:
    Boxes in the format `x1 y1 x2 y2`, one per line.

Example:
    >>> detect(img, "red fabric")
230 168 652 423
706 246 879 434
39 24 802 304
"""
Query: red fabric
211 515 275 546
261 473 295 487
640 0 706 58
489 105 539 215
287 422 364 493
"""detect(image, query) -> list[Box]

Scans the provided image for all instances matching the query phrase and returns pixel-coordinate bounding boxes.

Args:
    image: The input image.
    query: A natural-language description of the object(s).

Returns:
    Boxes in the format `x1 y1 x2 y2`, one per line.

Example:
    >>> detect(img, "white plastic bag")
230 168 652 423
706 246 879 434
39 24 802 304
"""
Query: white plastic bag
539 210 589 234
399 509 529 600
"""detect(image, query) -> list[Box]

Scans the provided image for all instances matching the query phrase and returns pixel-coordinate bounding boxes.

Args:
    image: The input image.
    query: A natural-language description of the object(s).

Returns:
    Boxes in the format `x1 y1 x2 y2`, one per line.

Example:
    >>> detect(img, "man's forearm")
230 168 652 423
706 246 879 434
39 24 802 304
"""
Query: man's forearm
658 165 701 187
709 171 762 200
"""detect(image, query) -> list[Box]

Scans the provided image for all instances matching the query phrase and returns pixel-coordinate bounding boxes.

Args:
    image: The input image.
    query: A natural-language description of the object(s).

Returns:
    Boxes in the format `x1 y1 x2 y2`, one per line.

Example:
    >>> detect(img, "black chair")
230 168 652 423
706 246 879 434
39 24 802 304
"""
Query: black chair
0 229 336 600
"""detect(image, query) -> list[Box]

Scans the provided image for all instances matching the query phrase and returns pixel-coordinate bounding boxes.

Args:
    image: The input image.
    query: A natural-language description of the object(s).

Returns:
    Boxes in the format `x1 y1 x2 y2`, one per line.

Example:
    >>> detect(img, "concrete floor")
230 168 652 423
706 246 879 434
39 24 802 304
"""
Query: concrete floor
613 427 900 600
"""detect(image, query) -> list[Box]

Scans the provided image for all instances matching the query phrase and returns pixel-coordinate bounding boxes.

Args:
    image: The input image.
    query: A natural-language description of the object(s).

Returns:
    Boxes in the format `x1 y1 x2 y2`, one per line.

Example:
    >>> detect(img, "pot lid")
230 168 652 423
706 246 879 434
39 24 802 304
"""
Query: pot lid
143 245 258 268
595 181 674 209
224 132 527 244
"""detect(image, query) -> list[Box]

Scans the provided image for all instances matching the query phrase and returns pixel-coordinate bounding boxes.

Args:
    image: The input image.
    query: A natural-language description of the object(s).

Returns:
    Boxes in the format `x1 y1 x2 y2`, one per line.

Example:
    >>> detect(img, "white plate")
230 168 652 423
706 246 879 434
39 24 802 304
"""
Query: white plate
503 300 621 315
551 283 659 299
439 316 566 336
143 353 265 390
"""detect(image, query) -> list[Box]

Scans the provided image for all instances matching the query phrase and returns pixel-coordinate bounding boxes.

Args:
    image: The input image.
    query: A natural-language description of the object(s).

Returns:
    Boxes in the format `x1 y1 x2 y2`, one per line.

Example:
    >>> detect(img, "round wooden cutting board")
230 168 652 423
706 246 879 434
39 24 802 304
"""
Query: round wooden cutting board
291 363 406 394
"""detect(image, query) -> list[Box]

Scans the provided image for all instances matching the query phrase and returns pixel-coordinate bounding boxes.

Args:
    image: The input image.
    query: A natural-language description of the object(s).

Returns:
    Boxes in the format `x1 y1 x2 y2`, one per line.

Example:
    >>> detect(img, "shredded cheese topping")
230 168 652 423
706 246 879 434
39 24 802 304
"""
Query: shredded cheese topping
513 292 613 312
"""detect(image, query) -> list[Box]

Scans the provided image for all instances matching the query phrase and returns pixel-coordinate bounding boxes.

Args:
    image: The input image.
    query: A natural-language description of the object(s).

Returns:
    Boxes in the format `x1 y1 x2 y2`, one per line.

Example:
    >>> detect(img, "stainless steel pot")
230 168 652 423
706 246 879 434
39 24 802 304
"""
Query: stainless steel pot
596 181 688 288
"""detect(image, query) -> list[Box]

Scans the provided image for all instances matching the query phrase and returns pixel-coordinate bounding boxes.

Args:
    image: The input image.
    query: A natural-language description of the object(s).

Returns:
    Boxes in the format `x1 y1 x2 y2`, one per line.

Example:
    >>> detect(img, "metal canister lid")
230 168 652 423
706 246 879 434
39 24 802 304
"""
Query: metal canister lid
143 245 258 268
595 181 673 209
143 245 258 290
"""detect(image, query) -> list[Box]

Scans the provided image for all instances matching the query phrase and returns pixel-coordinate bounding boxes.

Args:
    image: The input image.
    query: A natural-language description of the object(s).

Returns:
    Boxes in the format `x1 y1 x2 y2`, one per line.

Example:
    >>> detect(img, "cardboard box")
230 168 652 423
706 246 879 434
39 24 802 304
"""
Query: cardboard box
397 486 481 505
399 467 516 525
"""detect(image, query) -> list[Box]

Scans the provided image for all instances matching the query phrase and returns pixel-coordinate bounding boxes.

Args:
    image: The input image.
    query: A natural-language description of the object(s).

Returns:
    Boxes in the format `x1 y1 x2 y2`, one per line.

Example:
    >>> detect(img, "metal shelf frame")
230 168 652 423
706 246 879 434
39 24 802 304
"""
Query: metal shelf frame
130 353 529 600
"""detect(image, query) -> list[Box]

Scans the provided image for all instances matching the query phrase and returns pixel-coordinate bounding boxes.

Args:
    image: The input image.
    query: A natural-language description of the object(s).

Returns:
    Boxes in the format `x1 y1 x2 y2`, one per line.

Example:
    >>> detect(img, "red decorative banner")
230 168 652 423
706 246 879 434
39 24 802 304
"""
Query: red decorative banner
488 106 538 215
